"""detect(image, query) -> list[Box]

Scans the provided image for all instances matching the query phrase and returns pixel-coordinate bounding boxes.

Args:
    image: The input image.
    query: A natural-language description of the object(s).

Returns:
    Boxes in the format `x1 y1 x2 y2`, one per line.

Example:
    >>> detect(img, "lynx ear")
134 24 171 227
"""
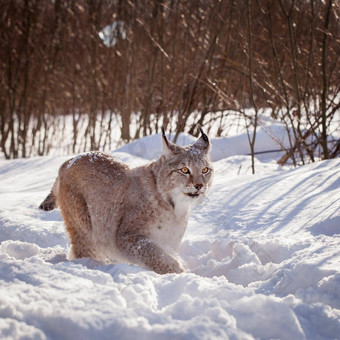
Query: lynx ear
191 126 211 154
161 127 178 156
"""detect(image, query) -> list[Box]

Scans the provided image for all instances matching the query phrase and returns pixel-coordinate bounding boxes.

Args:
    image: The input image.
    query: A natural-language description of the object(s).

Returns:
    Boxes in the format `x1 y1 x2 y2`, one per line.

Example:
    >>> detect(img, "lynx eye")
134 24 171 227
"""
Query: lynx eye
180 167 190 174
202 167 210 174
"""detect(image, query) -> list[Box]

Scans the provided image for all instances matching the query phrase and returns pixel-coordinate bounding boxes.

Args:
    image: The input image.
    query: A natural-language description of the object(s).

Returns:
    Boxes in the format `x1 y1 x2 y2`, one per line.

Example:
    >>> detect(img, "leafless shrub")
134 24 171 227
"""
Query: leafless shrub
0 0 338 164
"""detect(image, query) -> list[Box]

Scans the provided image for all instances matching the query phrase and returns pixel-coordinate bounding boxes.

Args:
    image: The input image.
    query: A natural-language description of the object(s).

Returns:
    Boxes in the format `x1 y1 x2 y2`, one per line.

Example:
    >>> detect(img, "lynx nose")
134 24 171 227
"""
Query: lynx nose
195 184 203 191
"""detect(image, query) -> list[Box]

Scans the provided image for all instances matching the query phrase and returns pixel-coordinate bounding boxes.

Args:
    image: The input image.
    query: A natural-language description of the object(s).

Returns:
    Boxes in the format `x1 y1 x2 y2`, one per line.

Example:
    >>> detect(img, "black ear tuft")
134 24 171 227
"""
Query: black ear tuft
161 126 170 147
198 125 209 142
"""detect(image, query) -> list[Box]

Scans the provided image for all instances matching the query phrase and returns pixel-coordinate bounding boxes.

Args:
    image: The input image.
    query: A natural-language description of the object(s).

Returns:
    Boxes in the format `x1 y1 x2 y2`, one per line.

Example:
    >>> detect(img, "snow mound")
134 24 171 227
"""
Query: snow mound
0 143 339 339
116 125 290 162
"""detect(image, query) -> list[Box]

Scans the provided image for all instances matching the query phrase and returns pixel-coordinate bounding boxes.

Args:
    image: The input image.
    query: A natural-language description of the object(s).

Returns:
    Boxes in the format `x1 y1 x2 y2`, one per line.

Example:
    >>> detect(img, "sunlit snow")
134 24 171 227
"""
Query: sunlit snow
0 133 339 339
99 21 126 47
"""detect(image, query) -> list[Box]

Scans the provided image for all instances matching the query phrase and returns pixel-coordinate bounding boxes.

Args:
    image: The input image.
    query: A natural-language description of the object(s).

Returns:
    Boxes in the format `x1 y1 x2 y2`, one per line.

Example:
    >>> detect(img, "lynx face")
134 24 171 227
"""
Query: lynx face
159 129 213 206
168 153 213 201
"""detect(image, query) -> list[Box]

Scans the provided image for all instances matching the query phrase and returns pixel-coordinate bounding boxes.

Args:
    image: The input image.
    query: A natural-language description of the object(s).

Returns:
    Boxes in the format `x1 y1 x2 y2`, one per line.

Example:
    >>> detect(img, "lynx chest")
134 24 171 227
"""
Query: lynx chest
149 206 190 251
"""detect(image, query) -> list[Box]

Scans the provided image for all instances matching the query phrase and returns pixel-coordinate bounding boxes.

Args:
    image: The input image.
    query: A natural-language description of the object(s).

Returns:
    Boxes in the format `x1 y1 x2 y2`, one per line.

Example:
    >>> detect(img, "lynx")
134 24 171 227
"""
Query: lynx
39 128 213 274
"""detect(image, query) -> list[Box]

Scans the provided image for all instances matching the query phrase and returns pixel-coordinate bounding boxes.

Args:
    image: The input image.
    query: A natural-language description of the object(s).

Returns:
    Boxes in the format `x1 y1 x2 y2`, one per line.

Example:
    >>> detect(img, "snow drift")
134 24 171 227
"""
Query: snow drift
116 124 290 162
0 134 339 340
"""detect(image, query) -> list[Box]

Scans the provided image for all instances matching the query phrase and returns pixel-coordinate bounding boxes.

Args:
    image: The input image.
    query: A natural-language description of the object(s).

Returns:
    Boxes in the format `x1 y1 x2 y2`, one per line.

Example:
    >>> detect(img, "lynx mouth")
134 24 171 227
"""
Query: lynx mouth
186 192 200 198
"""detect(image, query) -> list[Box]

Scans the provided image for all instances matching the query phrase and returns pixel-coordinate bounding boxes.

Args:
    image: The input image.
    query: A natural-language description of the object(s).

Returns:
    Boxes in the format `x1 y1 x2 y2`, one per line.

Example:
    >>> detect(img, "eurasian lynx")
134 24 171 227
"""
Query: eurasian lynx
39 128 213 274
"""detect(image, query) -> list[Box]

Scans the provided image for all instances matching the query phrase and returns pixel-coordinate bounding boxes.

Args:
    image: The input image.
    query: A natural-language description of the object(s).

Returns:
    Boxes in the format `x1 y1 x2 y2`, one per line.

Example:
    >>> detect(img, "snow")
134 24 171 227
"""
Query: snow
99 21 127 47
116 125 291 162
0 132 340 339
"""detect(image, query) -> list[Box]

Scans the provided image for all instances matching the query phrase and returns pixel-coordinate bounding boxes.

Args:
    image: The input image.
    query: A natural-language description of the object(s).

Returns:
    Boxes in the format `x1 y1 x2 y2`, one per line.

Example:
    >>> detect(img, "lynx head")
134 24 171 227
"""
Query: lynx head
156 127 214 207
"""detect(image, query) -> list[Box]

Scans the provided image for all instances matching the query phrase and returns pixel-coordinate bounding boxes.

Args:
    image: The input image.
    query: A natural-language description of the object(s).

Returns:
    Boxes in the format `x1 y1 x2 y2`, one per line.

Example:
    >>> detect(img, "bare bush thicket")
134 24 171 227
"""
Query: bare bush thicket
0 0 339 164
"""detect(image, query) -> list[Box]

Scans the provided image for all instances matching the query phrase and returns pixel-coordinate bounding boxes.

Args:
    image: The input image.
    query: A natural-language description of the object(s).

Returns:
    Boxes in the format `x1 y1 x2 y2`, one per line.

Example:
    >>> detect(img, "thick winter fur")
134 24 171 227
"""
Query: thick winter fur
39 129 213 274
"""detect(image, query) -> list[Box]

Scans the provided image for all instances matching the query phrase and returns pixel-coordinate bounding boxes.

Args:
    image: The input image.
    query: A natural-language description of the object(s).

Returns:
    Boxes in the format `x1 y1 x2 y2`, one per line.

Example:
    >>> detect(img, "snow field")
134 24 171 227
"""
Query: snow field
0 135 339 339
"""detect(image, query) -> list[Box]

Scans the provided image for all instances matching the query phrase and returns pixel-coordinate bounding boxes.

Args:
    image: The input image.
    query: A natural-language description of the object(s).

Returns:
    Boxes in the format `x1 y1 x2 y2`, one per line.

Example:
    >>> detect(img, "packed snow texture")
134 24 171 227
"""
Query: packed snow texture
0 134 339 339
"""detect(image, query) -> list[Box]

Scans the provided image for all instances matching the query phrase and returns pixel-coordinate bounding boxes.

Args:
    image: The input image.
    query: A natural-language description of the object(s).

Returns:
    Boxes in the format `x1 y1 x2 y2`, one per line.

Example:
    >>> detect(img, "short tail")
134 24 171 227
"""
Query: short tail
39 192 57 211
39 178 59 211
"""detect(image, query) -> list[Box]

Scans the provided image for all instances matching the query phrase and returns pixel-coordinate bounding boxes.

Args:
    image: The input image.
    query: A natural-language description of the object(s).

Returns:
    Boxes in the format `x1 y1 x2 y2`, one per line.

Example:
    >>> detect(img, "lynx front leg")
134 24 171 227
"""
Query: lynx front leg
117 234 184 274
